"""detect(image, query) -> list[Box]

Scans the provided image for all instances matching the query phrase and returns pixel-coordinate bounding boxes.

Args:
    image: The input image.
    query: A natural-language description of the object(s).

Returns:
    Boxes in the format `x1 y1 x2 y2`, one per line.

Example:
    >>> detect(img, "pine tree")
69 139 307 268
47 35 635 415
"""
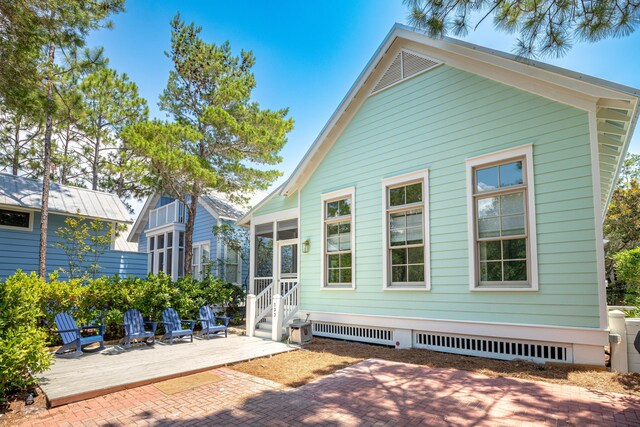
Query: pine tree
33 0 125 277
404 0 640 57
125 14 293 276
78 67 148 195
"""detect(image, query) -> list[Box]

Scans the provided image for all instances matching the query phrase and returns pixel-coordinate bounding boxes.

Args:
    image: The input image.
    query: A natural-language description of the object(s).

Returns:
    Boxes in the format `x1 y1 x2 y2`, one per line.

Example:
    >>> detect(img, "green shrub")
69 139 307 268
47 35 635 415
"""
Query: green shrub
0 270 246 395
0 272 51 395
614 246 640 292
37 272 245 342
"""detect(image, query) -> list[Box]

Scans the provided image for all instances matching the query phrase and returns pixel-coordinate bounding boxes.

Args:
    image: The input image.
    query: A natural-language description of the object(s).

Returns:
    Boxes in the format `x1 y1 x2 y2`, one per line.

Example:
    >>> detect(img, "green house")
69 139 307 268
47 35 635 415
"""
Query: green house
238 24 639 366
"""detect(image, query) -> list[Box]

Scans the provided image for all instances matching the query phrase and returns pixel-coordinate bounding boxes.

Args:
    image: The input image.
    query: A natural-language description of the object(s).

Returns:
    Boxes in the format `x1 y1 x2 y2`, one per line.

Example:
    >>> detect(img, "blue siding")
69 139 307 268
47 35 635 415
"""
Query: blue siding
136 196 248 281
0 212 147 280
193 203 218 274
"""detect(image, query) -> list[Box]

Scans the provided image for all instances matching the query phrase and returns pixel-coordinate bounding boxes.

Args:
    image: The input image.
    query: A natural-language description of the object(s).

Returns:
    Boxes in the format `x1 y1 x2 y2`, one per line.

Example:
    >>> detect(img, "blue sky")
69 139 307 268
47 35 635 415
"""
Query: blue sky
88 0 640 210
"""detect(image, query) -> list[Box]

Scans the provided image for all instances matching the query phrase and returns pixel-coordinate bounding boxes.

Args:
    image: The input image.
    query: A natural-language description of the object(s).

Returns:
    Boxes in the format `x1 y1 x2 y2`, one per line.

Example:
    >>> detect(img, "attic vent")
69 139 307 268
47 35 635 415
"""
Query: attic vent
414 331 572 363
371 49 441 94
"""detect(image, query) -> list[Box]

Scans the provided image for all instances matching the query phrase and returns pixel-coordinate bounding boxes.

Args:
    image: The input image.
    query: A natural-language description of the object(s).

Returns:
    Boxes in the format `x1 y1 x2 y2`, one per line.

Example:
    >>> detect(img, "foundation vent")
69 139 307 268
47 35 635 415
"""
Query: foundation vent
312 322 394 345
371 49 441 94
414 331 572 363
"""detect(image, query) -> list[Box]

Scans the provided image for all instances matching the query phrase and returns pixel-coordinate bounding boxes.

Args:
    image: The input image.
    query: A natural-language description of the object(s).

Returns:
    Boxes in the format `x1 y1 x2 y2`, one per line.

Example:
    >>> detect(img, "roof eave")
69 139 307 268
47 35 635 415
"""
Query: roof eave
281 23 640 196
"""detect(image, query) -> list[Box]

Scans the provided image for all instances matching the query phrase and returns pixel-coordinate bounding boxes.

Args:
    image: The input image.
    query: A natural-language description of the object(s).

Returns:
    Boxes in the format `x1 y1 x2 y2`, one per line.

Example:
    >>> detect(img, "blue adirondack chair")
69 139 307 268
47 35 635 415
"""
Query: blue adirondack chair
160 308 195 344
54 312 105 357
122 309 157 348
198 306 229 339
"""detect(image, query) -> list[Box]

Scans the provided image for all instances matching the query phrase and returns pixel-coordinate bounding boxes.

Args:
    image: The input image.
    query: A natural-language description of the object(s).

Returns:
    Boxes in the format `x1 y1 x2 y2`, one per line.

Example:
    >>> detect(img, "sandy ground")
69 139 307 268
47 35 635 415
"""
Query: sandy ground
231 337 640 394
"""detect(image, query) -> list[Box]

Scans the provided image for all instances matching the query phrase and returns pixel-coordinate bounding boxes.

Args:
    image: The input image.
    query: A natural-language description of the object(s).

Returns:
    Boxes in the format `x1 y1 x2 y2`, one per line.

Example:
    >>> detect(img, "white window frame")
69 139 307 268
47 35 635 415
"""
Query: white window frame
381 169 431 290
320 187 355 290
224 242 242 284
146 228 180 279
192 240 211 280
466 144 538 291
0 206 33 232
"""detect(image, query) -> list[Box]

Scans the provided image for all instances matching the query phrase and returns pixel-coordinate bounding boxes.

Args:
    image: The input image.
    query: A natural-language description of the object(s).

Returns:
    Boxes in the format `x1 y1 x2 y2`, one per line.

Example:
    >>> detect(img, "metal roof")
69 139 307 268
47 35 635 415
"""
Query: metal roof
0 173 133 223
200 194 244 220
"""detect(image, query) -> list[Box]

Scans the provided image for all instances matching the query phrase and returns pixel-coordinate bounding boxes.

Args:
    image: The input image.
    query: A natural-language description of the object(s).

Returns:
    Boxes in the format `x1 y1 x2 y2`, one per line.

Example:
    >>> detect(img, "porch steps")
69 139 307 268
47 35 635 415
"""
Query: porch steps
255 316 296 339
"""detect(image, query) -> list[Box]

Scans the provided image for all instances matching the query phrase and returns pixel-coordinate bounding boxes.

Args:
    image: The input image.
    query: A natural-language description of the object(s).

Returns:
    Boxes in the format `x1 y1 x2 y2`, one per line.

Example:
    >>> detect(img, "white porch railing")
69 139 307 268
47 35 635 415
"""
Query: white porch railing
254 277 273 295
281 280 300 325
246 279 300 340
148 200 185 229
254 281 274 326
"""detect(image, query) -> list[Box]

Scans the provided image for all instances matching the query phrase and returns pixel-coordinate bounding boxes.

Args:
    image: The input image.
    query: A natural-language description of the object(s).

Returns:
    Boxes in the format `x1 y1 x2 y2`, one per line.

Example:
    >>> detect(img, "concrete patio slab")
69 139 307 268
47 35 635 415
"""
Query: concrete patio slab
37 334 294 407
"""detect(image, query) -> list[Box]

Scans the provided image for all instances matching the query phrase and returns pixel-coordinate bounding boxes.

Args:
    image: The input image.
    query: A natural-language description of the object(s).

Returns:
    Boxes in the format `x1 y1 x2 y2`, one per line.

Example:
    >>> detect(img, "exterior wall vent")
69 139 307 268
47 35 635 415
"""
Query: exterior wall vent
371 49 441 94
414 331 573 363
312 322 394 345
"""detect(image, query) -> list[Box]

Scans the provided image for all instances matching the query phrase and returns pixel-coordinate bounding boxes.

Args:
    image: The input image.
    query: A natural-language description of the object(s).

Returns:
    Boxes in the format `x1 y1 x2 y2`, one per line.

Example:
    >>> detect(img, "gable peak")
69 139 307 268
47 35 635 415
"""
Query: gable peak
371 49 442 95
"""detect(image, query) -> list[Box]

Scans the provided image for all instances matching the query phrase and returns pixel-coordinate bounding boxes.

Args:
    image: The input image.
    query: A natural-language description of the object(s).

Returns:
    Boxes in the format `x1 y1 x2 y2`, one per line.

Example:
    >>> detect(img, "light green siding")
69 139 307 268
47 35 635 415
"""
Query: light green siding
254 191 298 218
299 65 600 328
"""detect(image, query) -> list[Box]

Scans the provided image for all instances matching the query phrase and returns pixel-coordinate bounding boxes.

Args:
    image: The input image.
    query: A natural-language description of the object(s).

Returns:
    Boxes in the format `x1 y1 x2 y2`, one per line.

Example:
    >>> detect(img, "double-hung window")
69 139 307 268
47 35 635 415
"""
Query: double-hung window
224 244 241 284
321 188 354 288
382 170 430 289
466 145 538 290
192 241 210 280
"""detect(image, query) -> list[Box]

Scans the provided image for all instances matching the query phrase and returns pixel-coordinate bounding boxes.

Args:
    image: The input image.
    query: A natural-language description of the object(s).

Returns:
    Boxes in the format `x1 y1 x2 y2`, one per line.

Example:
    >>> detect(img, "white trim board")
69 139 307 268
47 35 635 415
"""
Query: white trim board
588 111 609 330
301 310 608 347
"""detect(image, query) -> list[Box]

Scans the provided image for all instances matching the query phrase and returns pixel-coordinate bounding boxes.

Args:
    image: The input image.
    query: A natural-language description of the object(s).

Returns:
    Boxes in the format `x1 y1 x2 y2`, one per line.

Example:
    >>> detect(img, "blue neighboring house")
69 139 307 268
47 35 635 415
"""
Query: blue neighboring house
127 193 248 288
0 173 147 279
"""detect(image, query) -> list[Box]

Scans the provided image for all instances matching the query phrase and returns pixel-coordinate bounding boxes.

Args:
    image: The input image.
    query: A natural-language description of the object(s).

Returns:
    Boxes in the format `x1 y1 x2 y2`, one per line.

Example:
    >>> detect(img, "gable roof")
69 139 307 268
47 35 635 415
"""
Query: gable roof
127 192 244 242
0 173 132 223
269 23 638 217
200 194 244 220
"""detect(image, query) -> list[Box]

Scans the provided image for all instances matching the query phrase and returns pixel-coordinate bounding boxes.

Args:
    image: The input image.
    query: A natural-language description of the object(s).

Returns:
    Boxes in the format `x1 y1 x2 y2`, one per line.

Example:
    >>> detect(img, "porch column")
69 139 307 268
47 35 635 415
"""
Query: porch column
272 293 284 342
246 294 257 337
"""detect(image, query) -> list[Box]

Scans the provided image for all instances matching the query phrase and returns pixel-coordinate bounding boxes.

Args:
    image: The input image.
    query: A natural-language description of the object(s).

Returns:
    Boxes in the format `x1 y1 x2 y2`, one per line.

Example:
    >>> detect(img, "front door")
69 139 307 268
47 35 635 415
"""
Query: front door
277 239 298 294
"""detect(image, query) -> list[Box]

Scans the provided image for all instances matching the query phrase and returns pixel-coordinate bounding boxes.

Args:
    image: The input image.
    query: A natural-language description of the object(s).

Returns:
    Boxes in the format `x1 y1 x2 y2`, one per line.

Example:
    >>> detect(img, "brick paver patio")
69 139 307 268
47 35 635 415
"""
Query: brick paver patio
17 358 640 426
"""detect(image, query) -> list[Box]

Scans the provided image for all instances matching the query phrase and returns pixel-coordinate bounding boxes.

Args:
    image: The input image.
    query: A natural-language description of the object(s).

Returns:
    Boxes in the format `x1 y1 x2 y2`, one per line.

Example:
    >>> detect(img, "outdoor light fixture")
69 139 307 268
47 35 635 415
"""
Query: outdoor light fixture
302 239 310 253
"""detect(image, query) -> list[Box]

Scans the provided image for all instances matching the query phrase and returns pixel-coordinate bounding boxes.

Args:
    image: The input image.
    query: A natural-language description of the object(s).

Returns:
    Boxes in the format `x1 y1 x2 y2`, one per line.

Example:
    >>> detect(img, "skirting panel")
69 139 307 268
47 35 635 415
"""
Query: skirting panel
413 331 573 363
312 321 394 346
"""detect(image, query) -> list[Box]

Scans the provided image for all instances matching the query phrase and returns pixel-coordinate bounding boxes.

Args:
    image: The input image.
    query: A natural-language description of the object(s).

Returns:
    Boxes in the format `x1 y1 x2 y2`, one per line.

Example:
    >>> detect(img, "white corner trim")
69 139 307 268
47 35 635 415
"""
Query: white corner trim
0 205 34 232
588 110 609 330
465 144 539 291
320 187 356 290
301 310 609 347
381 169 431 290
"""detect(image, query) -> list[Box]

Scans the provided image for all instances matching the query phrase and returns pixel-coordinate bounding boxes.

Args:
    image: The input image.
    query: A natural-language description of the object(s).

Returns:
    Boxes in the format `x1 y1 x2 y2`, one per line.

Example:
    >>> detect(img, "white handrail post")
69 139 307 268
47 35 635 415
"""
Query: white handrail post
609 310 628 373
272 294 284 342
246 294 257 337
